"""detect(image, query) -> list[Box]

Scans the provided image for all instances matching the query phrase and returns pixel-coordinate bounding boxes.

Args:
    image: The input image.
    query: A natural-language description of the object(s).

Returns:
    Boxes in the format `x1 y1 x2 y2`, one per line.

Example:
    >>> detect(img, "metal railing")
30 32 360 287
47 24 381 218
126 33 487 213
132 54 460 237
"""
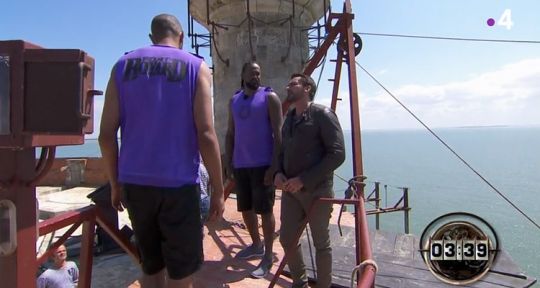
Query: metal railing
267 197 377 288
37 206 139 288
366 182 411 234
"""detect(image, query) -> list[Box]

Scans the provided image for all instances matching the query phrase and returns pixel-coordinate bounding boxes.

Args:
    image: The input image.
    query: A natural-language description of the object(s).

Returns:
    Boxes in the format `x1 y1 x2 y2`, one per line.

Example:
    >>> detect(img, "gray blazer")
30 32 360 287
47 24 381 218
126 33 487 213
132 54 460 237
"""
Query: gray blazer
277 103 345 192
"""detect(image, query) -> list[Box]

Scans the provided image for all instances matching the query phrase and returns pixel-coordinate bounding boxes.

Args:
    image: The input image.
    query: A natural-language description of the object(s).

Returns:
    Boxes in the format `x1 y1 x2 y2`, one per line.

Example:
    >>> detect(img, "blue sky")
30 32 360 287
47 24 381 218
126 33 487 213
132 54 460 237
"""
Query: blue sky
2 0 539 135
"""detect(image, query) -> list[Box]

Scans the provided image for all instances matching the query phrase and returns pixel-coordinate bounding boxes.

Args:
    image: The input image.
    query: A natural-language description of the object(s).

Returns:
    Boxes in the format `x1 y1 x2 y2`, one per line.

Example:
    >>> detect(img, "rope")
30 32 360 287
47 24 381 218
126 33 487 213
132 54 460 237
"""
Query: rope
246 0 256 61
350 259 378 288
297 0 313 20
356 61 540 231
251 15 291 26
281 17 294 62
211 23 230 66
334 173 350 184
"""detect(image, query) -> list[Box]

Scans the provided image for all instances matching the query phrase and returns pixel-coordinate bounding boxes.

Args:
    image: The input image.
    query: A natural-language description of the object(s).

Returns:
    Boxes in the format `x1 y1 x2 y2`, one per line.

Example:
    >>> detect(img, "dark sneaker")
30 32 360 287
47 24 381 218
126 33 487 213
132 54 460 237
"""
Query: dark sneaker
250 257 272 278
235 244 264 259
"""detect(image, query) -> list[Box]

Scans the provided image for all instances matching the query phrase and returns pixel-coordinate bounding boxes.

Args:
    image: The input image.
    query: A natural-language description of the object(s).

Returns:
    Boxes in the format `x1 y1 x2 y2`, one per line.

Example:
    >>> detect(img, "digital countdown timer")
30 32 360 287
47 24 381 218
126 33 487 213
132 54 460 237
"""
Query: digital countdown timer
429 239 489 261
419 212 499 285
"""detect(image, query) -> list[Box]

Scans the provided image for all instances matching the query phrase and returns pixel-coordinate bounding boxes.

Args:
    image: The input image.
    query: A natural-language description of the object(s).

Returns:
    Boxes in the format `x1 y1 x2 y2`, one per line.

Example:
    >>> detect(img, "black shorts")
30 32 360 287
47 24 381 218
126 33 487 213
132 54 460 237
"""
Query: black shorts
233 166 275 214
123 183 203 280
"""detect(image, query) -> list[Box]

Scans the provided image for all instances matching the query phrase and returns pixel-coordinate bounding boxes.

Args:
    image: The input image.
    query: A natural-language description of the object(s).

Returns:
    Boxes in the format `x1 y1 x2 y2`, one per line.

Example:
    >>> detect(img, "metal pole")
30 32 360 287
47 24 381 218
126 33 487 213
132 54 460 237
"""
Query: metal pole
323 0 328 24
206 0 210 25
188 0 192 36
330 50 343 111
303 19 342 75
78 217 96 288
374 182 380 230
0 148 38 288
403 188 410 234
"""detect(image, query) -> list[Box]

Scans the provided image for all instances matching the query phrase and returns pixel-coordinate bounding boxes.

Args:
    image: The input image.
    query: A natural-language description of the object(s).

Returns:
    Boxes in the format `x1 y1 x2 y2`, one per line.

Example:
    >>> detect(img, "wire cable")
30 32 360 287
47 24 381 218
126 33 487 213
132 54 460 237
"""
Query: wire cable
334 172 350 184
358 32 540 44
356 61 540 231
314 54 327 99
305 225 317 280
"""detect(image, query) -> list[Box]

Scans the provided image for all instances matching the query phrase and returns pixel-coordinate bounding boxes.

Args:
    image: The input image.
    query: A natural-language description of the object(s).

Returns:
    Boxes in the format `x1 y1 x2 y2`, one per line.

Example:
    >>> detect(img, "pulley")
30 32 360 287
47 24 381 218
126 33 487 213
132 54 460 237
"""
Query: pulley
339 33 363 57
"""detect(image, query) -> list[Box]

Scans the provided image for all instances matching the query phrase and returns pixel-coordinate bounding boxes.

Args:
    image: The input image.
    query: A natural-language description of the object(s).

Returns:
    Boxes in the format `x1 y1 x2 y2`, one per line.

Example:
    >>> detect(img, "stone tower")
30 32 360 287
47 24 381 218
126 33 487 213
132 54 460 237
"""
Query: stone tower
189 0 328 148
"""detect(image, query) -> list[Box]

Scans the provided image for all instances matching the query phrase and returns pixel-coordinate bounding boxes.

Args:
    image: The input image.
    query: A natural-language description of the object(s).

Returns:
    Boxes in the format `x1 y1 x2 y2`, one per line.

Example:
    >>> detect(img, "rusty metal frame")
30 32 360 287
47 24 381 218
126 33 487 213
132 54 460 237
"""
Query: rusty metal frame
28 147 56 187
366 182 411 234
0 40 99 149
187 0 212 56
268 196 372 288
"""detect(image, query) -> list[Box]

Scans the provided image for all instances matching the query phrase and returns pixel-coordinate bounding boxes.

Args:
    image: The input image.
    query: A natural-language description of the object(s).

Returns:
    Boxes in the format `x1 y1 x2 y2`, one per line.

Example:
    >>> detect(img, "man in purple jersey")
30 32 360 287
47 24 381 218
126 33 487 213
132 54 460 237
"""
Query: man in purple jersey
225 62 283 278
99 14 224 288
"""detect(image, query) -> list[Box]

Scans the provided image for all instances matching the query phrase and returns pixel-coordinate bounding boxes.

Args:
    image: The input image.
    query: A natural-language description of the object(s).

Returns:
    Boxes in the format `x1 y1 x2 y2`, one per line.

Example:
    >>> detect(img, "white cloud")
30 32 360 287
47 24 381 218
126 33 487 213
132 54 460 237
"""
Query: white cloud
89 58 540 135
320 58 540 130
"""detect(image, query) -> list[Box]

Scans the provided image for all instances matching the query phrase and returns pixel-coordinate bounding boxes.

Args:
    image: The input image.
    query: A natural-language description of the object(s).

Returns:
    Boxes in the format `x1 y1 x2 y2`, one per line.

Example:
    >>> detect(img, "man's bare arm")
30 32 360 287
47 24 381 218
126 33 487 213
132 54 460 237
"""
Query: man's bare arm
98 65 122 211
225 98 235 179
266 91 283 183
194 61 224 220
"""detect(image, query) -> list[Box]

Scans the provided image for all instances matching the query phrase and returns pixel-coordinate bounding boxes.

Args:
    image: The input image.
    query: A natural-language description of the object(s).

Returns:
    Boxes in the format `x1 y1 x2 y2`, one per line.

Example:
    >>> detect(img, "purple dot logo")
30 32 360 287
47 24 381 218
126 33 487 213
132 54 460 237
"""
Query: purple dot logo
487 18 495 26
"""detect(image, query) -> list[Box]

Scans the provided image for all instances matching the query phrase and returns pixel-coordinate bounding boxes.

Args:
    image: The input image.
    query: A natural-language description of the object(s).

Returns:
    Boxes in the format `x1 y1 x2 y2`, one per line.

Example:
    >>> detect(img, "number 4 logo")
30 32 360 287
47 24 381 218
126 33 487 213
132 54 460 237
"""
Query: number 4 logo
498 9 514 30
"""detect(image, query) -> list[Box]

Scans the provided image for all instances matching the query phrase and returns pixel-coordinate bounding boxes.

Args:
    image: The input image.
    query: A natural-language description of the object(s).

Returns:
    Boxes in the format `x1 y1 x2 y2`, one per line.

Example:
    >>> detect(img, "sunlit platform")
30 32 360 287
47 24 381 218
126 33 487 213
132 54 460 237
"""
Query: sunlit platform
37 188 536 288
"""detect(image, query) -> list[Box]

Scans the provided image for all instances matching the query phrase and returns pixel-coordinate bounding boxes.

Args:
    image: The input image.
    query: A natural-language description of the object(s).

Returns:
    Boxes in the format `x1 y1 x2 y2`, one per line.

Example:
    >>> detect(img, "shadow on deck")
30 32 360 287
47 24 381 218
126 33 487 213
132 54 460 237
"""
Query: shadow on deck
38 188 536 288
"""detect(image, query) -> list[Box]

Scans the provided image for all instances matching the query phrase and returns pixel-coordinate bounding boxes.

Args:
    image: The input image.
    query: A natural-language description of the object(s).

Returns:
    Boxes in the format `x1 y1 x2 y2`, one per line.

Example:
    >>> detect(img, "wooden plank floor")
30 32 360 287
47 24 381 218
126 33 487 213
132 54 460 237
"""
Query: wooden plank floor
296 224 537 287
38 188 536 288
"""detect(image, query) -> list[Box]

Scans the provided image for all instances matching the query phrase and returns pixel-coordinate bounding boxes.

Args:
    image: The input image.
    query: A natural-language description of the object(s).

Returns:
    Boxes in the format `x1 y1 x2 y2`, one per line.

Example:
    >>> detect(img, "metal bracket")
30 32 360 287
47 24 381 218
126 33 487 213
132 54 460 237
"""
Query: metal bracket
0 199 17 256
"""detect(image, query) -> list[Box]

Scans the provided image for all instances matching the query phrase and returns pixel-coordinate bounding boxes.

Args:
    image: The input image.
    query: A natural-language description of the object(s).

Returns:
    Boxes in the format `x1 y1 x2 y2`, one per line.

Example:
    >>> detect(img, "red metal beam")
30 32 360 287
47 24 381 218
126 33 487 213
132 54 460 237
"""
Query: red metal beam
339 5 377 286
355 195 377 288
268 199 317 288
95 208 140 263
35 205 141 288
37 221 82 266
303 18 344 76
0 148 39 288
28 146 55 187
78 219 96 288
268 196 374 288
38 205 95 235
330 50 344 111
343 0 363 180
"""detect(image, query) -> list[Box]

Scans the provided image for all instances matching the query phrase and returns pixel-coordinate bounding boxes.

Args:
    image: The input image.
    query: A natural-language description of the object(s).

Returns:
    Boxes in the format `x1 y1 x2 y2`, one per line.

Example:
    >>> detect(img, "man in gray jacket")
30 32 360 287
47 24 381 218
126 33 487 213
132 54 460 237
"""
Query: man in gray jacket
274 73 345 288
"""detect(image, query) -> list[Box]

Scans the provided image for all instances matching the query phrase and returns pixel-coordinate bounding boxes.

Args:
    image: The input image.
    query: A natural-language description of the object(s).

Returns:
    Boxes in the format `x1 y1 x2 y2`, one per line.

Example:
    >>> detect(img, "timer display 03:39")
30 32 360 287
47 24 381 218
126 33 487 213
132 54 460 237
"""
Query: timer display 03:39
429 239 489 261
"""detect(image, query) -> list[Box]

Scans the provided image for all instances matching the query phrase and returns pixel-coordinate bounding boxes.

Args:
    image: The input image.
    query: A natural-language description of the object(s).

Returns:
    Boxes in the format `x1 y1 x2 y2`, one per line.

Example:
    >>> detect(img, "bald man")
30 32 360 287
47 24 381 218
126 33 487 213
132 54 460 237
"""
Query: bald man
99 14 224 288
37 245 79 288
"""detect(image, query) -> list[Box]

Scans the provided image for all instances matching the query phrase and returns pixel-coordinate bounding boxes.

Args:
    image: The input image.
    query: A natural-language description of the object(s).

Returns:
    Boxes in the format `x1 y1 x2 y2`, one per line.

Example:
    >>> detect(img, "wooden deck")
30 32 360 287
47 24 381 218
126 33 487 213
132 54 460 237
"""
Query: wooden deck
38 188 536 287
297 225 537 287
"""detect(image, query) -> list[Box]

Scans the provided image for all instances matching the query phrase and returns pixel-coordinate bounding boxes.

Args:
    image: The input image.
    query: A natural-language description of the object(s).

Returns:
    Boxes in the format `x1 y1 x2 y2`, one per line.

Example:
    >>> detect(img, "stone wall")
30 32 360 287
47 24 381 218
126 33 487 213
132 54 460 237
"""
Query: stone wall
37 157 108 187
189 0 328 149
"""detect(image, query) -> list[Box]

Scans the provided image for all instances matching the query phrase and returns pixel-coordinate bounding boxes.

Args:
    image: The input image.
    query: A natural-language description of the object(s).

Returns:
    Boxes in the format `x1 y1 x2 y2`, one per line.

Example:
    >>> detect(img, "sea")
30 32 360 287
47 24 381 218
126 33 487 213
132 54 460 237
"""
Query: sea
54 126 540 282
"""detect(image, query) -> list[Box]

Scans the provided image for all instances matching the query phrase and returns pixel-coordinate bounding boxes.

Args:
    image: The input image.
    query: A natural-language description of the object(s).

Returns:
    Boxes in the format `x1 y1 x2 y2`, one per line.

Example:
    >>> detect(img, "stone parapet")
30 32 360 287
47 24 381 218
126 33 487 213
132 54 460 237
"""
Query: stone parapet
37 157 107 187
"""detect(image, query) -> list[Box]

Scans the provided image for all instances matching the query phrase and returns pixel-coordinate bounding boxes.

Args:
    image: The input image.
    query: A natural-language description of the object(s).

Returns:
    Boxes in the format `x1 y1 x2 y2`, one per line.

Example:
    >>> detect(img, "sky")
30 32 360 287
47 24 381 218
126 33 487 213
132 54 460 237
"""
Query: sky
2 0 539 136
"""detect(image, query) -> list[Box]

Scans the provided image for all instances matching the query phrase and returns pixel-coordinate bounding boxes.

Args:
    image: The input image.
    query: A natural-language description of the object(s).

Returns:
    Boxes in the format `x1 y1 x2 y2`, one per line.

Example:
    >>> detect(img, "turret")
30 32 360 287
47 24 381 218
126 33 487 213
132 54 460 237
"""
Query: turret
189 0 328 148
